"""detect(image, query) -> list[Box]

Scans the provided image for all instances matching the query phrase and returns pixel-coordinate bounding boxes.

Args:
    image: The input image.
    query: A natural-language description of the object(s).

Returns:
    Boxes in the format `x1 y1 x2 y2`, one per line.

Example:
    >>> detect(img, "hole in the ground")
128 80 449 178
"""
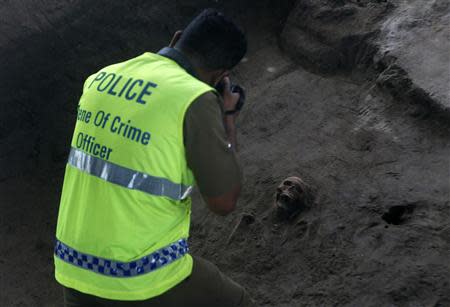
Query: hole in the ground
242 213 255 225
382 204 415 225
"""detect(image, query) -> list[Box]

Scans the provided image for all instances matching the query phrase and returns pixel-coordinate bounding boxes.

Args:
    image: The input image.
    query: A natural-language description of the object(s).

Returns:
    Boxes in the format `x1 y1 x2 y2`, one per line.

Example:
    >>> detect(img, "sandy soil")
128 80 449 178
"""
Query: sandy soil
1 1 449 306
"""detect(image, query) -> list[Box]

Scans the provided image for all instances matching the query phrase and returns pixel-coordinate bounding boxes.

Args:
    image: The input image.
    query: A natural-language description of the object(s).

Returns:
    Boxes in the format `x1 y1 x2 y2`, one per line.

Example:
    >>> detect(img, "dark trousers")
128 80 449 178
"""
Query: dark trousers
63 256 254 307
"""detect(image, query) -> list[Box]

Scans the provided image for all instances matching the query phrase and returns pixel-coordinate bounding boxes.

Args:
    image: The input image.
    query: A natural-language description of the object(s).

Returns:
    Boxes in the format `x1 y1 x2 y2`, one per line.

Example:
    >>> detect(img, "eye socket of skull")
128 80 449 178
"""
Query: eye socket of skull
294 185 304 194
283 180 293 186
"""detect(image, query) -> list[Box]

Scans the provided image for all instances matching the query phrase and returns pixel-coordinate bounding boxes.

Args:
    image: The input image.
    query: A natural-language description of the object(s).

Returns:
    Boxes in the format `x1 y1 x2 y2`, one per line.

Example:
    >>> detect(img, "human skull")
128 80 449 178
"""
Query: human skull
275 176 313 218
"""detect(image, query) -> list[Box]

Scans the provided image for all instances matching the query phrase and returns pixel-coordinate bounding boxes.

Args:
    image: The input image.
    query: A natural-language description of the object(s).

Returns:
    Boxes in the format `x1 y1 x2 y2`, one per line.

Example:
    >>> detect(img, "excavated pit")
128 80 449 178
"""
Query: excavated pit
1 1 449 306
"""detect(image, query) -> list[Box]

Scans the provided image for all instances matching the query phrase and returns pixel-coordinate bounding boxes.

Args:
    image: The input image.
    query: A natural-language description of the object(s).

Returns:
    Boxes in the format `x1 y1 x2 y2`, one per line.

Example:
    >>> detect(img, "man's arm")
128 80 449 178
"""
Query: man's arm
183 90 242 216
221 77 241 151
203 183 241 216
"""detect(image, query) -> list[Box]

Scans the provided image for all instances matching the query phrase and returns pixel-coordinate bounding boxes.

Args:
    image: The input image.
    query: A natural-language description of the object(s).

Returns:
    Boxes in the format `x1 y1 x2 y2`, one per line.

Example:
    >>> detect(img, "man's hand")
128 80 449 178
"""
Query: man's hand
222 77 241 118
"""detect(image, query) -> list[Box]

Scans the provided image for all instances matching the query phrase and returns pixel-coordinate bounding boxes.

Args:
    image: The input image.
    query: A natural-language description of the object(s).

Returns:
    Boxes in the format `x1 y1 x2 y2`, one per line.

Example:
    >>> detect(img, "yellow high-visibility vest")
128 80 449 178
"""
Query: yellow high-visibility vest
54 52 213 300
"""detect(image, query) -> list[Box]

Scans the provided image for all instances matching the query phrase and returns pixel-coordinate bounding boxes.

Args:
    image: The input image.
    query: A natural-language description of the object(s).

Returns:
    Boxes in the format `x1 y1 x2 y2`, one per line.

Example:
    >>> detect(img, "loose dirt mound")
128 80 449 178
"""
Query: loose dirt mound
1 1 449 306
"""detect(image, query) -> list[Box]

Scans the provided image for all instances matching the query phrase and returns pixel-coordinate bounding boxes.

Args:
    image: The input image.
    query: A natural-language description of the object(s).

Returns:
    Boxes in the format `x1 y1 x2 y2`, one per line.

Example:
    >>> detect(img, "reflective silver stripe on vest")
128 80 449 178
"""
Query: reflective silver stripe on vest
68 147 193 200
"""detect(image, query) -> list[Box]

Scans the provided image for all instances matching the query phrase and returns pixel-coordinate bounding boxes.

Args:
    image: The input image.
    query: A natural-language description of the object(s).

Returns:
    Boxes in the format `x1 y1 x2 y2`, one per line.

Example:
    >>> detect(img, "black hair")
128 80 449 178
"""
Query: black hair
176 9 247 71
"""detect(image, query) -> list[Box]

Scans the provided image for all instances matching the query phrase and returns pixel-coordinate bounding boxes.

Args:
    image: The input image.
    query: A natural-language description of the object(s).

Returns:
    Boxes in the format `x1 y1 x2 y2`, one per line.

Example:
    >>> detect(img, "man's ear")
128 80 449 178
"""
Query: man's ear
169 30 183 48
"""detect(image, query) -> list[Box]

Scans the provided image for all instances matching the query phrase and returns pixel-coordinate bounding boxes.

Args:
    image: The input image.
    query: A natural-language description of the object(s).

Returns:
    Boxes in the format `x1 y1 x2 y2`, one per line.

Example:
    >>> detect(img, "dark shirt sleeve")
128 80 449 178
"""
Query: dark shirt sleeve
183 91 242 197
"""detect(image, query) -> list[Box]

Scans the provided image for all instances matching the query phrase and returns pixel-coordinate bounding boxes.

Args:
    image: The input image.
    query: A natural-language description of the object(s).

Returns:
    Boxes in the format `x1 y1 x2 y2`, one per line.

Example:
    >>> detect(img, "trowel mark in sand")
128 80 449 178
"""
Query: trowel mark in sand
353 93 399 142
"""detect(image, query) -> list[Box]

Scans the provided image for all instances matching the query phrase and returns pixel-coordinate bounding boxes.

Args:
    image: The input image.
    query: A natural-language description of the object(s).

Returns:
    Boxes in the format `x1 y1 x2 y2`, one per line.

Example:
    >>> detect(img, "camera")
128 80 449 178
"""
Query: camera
215 80 246 113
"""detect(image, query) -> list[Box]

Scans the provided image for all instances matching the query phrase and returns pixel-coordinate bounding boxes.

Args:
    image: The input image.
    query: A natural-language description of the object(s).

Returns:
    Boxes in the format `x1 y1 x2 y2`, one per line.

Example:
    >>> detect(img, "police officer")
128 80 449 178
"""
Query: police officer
54 8 253 307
